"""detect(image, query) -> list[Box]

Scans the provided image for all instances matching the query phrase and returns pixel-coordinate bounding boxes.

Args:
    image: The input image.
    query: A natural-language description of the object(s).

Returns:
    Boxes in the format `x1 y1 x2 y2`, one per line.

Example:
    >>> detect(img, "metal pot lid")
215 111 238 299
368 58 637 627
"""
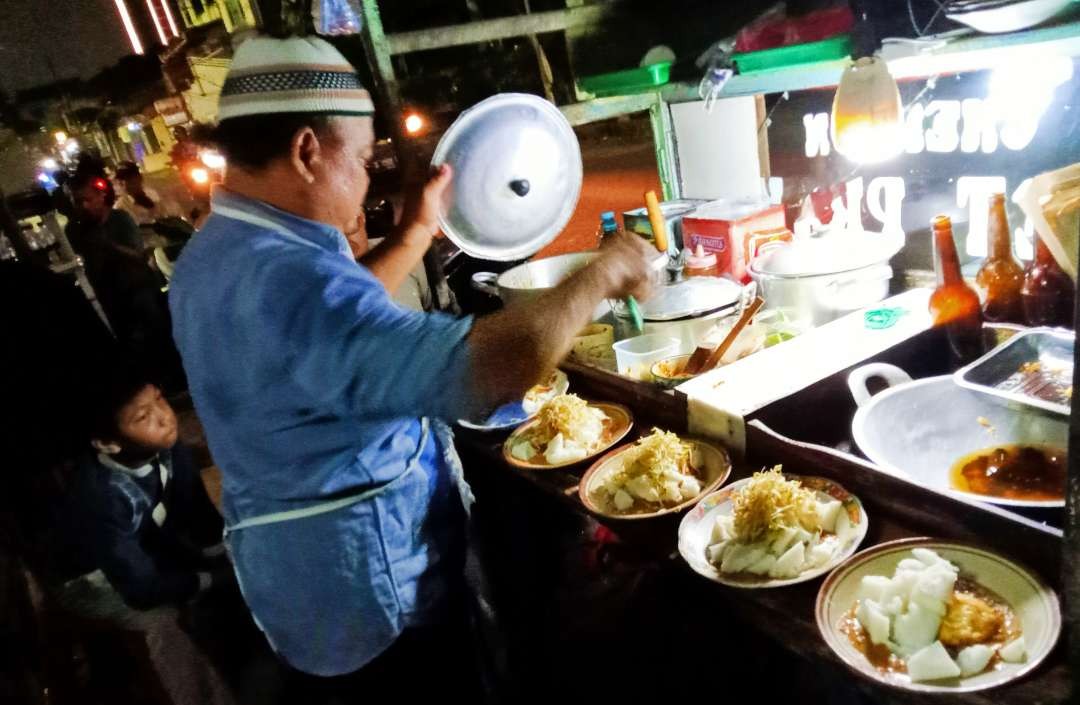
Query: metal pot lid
612 277 741 321
751 230 903 278
432 93 583 261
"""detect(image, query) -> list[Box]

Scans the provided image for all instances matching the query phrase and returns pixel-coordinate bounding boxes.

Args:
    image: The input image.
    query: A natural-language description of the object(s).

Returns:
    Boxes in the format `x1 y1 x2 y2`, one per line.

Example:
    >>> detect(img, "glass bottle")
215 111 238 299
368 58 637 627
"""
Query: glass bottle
929 215 985 364
1022 231 1075 328
975 193 1024 323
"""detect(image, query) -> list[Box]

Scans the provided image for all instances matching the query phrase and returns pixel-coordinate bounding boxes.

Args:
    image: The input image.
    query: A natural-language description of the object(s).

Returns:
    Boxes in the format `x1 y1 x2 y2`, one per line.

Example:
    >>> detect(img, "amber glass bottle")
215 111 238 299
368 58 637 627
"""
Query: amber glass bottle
1022 231 1075 328
975 194 1024 323
929 215 985 364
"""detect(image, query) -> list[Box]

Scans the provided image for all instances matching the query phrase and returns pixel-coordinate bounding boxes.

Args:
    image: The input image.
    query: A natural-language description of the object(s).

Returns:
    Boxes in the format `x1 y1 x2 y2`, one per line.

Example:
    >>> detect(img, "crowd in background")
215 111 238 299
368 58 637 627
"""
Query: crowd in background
0 151 278 704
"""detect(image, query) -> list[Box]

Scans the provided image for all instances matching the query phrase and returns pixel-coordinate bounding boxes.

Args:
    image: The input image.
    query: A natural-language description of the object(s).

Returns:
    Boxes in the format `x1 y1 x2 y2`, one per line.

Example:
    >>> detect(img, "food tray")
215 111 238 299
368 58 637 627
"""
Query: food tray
954 328 1074 417
732 34 852 74
577 61 672 98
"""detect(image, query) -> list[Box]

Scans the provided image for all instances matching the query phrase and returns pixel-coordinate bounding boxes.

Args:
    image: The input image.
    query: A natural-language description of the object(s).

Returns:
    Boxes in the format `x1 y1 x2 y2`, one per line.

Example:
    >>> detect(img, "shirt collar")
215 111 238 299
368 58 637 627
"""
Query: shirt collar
210 186 351 258
97 452 159 478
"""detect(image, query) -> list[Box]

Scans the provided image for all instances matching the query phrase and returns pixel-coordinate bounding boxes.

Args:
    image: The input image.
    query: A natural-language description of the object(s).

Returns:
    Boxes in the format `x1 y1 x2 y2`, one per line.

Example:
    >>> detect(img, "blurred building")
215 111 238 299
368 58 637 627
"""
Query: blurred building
176 0 259 33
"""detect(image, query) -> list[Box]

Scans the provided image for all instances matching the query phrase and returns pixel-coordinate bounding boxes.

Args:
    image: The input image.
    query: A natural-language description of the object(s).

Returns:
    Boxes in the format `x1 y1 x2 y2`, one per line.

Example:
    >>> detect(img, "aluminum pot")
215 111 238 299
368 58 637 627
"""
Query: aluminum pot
610 276 742 353
750 263 892 327
614 307 738 354
848 362 1067 509
471 251 597 306
749 232 901 326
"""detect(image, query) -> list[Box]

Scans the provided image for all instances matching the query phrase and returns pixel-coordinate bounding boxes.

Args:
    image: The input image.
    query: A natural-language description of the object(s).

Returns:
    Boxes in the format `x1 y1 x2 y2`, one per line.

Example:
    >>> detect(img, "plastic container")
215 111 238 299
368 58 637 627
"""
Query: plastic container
684 244 720 278
577 62 673 98
612 335 680 381
732 35 852 74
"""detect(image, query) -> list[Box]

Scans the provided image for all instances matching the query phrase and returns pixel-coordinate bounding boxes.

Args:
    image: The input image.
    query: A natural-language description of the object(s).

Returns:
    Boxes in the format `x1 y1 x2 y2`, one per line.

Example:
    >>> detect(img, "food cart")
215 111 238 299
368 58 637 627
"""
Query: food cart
356 4 1078 701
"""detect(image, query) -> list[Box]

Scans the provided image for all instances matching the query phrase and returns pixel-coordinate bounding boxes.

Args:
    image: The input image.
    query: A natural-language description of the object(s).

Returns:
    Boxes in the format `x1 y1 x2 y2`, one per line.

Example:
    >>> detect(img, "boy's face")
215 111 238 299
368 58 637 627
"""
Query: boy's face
112 385 178 454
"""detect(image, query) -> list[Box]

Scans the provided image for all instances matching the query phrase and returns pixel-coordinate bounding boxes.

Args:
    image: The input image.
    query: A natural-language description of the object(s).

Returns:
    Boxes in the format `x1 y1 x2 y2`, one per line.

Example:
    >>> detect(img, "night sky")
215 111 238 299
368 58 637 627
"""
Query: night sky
0 0 132 93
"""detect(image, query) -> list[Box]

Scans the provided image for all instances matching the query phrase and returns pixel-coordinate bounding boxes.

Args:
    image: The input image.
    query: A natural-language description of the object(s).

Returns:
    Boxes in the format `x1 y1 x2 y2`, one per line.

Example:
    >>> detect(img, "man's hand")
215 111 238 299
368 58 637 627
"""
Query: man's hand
361 165 452 293
467 231 662 411
398 164 453 245
344 210 368 259
591 231 659 302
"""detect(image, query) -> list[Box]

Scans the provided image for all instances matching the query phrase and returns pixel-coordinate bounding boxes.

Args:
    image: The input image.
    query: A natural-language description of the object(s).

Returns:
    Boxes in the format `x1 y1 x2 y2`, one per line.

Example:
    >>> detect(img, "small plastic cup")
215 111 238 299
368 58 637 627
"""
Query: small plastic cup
612 335 680 381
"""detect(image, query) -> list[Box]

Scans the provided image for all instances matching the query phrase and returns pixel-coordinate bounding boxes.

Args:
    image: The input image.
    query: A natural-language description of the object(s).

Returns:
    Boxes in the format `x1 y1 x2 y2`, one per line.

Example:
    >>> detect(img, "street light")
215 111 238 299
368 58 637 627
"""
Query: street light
54 131 67 145
404 113 424 135
40 158 58 171
190 167 210 185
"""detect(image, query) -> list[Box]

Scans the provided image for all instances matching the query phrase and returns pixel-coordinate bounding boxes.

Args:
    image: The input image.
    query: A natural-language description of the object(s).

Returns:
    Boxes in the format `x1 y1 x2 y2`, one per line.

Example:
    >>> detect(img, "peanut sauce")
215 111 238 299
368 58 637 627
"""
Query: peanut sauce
950 444 1065 502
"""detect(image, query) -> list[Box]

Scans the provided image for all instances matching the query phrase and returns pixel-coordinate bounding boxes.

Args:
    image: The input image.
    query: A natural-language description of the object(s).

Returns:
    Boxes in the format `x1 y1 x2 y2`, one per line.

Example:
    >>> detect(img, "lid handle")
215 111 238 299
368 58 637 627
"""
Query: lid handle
509 179 531 197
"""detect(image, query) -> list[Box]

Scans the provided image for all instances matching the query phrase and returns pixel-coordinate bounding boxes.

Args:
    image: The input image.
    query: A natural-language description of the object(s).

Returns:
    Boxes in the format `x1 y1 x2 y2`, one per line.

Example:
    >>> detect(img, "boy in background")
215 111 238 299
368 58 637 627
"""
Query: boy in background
54 368 235 705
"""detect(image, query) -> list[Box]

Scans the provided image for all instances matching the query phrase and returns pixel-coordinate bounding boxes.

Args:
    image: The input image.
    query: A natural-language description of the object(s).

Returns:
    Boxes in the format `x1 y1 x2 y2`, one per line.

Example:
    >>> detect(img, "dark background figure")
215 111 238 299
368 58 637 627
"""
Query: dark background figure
1 186 36 264
65 158 145 258
115 161 161 226
63 163 185 392
116 160 190 229
170 126 212 225
0 244 119 703
0 200 116 476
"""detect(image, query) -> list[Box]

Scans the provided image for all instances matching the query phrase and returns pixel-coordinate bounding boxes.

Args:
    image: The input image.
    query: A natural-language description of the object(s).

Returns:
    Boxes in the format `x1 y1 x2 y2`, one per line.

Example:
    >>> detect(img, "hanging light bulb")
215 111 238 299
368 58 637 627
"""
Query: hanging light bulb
830 56 903 164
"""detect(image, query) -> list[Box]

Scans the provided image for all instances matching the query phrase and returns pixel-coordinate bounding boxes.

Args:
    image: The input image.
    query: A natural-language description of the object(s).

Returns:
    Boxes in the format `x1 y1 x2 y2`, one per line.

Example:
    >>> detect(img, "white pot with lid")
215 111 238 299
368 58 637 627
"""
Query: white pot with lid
748 230 903 327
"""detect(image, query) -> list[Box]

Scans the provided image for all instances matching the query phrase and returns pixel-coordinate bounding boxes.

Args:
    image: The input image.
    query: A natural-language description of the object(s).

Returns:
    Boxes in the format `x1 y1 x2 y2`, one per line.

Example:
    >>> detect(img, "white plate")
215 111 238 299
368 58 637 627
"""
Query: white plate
816 538 1061 693
678 475 868 588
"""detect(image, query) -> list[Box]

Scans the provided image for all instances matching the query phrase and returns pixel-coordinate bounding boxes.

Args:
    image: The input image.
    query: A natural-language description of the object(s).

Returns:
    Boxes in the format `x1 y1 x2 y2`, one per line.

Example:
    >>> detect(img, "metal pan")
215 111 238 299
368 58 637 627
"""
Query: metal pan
954 327 1074 418
848 363 1066 508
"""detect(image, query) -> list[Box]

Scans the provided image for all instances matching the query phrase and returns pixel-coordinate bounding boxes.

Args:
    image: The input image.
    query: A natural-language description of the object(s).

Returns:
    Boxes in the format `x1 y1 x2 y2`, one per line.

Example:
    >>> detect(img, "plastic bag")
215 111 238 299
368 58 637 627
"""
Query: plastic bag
735 2 854 53
314 0 363 36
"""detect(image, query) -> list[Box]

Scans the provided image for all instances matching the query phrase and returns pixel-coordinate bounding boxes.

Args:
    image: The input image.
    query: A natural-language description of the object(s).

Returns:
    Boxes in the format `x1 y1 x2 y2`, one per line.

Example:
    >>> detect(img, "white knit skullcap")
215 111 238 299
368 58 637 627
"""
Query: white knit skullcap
217 35 374 121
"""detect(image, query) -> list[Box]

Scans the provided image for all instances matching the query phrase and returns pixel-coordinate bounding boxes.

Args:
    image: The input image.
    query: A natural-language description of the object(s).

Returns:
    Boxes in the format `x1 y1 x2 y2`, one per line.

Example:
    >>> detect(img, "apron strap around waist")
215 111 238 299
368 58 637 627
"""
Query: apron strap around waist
225 419 430 535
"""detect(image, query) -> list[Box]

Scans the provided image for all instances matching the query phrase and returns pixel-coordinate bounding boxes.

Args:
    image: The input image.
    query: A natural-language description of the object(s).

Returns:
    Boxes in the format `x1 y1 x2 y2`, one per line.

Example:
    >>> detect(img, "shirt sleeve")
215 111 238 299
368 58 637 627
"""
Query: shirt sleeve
94 493 201 609
255 247 482 422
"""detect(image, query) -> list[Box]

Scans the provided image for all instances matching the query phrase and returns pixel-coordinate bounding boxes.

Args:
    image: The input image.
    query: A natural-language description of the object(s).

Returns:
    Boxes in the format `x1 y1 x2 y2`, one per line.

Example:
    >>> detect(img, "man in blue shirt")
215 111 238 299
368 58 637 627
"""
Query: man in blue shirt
169 35 655 686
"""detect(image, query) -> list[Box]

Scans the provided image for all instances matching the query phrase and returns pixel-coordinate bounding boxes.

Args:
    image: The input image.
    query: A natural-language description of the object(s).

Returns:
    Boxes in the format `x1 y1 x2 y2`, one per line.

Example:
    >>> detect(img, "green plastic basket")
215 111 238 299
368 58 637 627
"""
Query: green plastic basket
577 61 672 97
733 34 852 74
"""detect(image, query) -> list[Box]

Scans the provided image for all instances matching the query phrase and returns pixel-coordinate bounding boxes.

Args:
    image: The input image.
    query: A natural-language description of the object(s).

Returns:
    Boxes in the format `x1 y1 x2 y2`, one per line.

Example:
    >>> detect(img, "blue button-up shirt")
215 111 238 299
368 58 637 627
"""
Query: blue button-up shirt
169 189 477 675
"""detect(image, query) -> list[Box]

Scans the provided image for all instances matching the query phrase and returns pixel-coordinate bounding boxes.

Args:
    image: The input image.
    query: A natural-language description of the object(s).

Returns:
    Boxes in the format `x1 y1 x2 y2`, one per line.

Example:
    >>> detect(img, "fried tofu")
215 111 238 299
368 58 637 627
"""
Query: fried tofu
938 591 1004 647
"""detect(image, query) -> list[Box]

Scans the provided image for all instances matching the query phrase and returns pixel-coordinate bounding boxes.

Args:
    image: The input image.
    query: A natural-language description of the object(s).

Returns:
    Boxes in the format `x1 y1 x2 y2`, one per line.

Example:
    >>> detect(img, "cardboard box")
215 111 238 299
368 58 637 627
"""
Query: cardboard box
682 201 787 282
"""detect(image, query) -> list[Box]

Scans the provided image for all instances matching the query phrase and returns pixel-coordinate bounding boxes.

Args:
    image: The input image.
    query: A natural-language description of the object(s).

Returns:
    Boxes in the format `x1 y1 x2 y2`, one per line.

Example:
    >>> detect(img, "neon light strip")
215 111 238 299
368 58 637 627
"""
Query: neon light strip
159 0 180 37
113 0 144 55
146 0 168 45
